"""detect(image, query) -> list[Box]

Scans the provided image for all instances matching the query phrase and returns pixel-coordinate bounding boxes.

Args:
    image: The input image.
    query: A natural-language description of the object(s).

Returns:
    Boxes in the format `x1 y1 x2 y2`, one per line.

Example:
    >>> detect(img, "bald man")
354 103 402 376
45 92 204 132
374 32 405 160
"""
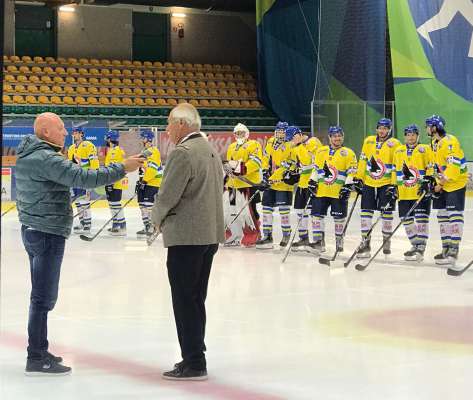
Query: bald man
16 113 144 376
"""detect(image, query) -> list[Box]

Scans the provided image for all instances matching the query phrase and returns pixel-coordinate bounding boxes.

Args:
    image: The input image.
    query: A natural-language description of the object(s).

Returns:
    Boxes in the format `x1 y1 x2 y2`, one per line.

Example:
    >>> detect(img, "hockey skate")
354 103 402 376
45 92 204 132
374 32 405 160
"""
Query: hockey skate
404 243 425 262
356 238 371 259
291 237 310 252
137 224 152 239
279 235 290 248
73 223 90 234
110 223 126 237
434 248 450 265
224 236 242 247
335 236 344 252
446 246 459 267
256 234 274 249
382 235 391 255
307 236 326 255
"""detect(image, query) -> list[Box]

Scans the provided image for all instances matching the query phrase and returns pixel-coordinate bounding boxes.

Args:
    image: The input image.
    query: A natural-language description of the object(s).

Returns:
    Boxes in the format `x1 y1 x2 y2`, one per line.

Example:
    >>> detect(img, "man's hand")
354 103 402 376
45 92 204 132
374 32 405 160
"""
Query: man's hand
123 155 145 173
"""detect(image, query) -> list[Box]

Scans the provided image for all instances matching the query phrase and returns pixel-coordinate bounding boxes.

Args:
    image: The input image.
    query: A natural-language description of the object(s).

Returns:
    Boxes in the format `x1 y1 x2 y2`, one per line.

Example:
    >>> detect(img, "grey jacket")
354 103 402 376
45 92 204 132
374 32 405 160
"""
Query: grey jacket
152 133 225 247
15 135 126 238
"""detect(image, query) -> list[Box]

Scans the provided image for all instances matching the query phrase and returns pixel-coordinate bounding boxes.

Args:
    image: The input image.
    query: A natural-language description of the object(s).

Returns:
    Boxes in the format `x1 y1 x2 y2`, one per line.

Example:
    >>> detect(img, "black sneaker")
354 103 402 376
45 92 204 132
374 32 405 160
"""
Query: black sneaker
44 351 63 364
162 365 208 381
382 235 391 255
25 358 71 376
291 237 309 252
256 235 273 249
356 238 371 259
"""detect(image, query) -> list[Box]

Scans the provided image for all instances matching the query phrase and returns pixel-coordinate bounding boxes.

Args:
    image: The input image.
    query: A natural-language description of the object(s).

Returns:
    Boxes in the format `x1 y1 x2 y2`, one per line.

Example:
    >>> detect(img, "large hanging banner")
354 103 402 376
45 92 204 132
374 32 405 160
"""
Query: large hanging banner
388 0 473 158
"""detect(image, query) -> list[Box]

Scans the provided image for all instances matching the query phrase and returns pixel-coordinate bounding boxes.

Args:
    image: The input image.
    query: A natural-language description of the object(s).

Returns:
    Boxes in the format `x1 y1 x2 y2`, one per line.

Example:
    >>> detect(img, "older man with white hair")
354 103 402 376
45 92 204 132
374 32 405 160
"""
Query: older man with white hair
15 112 144 376
152 103 225 381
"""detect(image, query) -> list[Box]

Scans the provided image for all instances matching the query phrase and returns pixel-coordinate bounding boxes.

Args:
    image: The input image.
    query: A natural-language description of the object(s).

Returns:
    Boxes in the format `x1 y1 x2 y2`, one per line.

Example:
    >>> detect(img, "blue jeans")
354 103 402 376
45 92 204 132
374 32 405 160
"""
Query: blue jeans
21 225 66 360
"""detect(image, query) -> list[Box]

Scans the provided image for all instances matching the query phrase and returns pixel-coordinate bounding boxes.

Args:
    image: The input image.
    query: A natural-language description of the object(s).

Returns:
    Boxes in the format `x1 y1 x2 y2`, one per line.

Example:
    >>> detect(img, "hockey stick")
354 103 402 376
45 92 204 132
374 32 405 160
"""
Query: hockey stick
447 260 473 277
281 189 315 264
343 201 395 268
354 192 426 272
1 204 16 217
225 189 262 231
72 196 103 218
319 192 360 266
146 227 160 246
79 194 136 242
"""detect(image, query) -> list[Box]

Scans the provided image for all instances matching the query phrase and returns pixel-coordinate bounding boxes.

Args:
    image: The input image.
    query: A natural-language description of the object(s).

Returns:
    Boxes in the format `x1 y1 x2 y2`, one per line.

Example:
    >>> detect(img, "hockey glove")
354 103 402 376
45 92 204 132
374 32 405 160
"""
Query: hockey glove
308 179 318 195
385 185 398 204
135 179 146 194
339 184 353 201
352 178 364 195
417 175 436 198
283 170 300 185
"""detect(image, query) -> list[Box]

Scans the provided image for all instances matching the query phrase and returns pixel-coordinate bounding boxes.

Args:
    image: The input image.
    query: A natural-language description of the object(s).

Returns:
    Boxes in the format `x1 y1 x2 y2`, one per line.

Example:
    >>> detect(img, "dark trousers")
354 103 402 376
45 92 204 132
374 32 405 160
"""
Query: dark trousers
21 225 65 360
166 244 218 370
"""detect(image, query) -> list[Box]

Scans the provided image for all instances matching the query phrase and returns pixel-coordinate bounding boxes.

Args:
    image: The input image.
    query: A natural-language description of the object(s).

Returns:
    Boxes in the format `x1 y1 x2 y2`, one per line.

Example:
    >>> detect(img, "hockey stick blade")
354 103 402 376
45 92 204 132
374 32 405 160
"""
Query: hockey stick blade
79 234 94 242
355 263 368 271
447 260 473 276
318 257 331 266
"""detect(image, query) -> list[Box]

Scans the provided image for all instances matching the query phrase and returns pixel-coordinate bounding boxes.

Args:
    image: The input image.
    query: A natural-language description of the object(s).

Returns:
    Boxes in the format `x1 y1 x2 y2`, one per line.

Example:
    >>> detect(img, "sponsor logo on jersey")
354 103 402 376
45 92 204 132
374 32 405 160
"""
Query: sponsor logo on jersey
418 146 425 153
387 140 395 148
340 149 348 157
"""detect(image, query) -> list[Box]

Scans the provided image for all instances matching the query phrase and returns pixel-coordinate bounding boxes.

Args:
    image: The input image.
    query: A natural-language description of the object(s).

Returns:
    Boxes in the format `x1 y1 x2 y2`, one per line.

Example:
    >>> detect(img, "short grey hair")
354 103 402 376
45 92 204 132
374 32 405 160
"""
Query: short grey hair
169 103 202 131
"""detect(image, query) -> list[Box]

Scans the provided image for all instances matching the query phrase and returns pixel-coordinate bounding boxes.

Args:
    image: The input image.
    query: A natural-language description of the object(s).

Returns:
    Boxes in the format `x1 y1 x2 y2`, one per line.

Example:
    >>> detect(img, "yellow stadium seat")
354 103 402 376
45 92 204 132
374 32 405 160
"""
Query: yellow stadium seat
249 90 258 97
251 100 261 107
188 89 198 97
203 64 212 71
219 89 229 97
154 70 165 78
239 90 249 98
156 79 165 87
122 60 132 66
29 75 40 84
111 60 121 66
235 73 244 80
100 87 111 95
144 79 154 86
209 99 220 107
207 81 217 89
66 67 77 75
248 83 257 90
52 85 63 94
198 89 209 97
38 95 49 104
156 98 167 106
187 81 197 88
17 75 28 83
65 76 77 84
111 69 121 76
100 77 110 85
231 65 241 71
165 71 175 79
214 64 222 71
132 61 142 67
176 80 186 88
122 87 133 95
40 85 52 93
178 98 187 104
143 61 152 68
165 80 176 87
209 89 219 97
88 87 99 95
57 57 66 64
230 100 241 108
67 57 78 64
133 79 144 86
5 74 15 82
89 77 99 85
185 71 194 79
31 66 42 74
19 66 30 73
26 95 38 104
4 84 14 93
111 78 121 86
198 99 210 107
189 99 199 107
7 65 18 73
76 96 87 105
224 73 234 80
79 58 89 65
123 69 132 77
55 66 66 74
3 94 12 104
227 81 236 89
153 61 163 68
134 97 145 106
76 86 87 95
177 88 187 96
240 100 251 108
27 84 39 93
220 99 231 107
64 86 75 94
63 96 75 105
166 98 178 106
45 57 56 64
144 70 153 78
99 96 110 105
90 68 100 75
215 73 224 80
122 97 133 106
205 72 215 79
78 68 88 75
42 67 53 75
144 88 154 96
228 89 238 97
13 95 26 104
164 62 173 69
167 88 177 96
51 96 62 105
122 78 132 86
10 55 20 62
87 97 98 105
145 98 155 106
90 59 100 65
183 63 193 70
53 76 64 84
100 68 111 76
156 88 166 96
3 55 8 62
236 82 246 89
195 72 205 79
222 65 232 71
101 59 111 66
133 87 144 95
111 87 122 95
77 77 88 85
21 56 32 63
194 63 203 70
217 81 226 89
174 62 183 69
175 71 185 78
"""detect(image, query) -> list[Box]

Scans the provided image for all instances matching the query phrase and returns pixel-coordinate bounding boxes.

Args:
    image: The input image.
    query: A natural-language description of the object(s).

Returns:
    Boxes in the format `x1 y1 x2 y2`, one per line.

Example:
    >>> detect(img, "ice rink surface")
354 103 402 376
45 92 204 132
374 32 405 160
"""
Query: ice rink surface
1 200 473 400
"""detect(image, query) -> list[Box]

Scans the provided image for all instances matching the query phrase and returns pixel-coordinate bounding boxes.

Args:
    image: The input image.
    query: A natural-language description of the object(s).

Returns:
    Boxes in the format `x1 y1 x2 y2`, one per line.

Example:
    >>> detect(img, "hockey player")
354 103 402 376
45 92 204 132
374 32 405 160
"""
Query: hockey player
256 122 297 249
392 124 435 261
224 123 263 247
309 126 357 254
104 130 128 236
290 128 322 251
136 129 162 238
355 118 400 258
68 127 99 233
426 115 468 266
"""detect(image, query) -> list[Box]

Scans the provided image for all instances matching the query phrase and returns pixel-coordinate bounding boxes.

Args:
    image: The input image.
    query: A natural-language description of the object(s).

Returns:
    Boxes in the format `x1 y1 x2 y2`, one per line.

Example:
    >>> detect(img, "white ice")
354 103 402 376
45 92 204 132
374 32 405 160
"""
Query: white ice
1 201 473 400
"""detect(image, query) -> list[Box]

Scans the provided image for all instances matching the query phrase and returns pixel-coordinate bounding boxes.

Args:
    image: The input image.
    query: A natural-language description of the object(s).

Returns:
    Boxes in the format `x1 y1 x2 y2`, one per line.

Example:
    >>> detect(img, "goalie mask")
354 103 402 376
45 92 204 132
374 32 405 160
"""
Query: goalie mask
233 123 250 145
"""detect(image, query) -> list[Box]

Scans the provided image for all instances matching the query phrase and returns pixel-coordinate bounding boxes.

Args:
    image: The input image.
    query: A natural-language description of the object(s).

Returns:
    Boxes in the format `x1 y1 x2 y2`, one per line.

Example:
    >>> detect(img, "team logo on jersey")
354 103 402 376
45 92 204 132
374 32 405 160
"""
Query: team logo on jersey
387 140 395 148
447 155 455 164
368 156 386 180
340 149 348 157
402 162 420 187
322 161 338 185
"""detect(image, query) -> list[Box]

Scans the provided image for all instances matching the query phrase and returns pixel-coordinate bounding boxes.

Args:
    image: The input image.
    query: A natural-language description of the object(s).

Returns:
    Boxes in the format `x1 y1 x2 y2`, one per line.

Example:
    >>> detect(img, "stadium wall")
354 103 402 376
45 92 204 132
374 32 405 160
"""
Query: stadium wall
3 0 15 55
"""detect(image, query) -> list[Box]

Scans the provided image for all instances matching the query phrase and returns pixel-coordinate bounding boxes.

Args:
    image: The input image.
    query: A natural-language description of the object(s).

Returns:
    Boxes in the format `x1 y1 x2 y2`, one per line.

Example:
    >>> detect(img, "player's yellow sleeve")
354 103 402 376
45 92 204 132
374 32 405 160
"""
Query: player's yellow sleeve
347 148 358 180
425 146 434 177
262 139 273 170
439 140 462 182
143 148 163 186
67 145 75 162
356 139 368 181
392 150 401 186
226 142 235 161
245 141 263 176
87 143 99 170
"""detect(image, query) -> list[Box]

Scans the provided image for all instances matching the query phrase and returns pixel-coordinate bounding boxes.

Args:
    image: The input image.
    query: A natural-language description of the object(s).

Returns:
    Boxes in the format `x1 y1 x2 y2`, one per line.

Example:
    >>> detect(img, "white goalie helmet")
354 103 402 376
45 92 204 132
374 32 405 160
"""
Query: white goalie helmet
233 123 250 145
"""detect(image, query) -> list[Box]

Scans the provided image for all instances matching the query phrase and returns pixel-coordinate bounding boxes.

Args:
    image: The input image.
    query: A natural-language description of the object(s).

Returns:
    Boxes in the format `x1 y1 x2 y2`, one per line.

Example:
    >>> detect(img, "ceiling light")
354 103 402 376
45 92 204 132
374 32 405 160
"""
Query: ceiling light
59 5 75 12
172 13 186 18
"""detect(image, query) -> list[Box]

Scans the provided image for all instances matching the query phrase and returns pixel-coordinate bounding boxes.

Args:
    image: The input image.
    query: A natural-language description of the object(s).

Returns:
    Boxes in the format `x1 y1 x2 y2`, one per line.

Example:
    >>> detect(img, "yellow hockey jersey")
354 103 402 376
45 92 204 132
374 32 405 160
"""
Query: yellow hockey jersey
226 139 263 189
142 146 163 188
104 145 128 190
434 134 468 192
392 144 434 200
291 137 322 189
314 146 357 199
67 140 99 170
262 137 297 192
356 135 401 188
